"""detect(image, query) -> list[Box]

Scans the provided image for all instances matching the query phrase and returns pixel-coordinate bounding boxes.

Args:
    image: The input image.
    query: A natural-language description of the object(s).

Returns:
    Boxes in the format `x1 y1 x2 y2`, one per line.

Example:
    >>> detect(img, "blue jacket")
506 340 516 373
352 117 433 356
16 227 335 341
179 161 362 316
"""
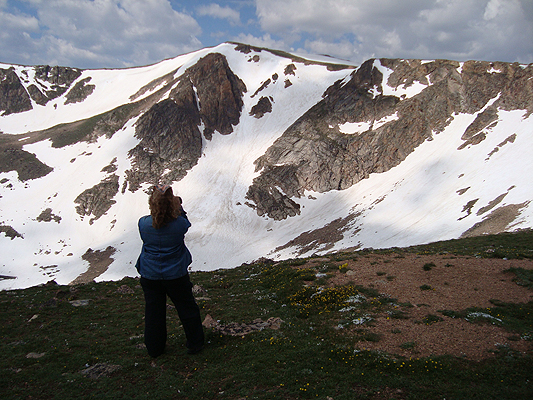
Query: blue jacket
135 214 192 280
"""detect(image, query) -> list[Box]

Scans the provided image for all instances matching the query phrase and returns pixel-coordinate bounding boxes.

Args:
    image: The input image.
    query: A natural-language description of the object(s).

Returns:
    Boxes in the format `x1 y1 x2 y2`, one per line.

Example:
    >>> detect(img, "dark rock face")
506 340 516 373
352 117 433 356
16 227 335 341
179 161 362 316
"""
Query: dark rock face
250 96 272 118
101 157 118 174
74 175 119 224
0 65 82 115
125 53 246 191
0 68 33 115
246 59 400 219
245 164 302 220
246 59 533 220
0 225 24 240
36 208 62 223
284 64 296 75
27 84 49 106
64 77 96 105
187 53 246 140
34 65 82 86
126 96 202 191
252 78 271 98
0 148 53 181
32 65 82 103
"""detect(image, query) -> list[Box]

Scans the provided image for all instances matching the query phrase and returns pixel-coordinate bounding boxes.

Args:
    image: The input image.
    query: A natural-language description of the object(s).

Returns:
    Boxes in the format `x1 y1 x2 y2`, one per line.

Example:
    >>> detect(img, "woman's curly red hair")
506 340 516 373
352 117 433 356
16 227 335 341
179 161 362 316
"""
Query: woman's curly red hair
149 185 183 229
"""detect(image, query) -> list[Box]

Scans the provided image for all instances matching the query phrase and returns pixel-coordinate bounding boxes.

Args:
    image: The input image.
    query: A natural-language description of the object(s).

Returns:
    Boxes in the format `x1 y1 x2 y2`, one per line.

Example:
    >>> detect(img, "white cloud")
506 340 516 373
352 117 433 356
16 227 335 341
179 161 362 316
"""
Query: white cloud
197 3 240 25
0 8 38 31
1 0 531 69
1 0 203 68
301 39 360 61
256 0 434 36
254 0 533 63
233 33 287 50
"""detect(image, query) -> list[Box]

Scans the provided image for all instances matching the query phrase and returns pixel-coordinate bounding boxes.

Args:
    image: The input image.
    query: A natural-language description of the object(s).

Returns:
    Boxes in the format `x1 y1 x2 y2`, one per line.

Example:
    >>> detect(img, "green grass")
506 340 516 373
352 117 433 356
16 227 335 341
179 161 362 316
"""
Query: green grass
439 300 533 336
407 230 533 259
423 262 436 271
506 267 533 289
1 231 533 399
42 103 136 148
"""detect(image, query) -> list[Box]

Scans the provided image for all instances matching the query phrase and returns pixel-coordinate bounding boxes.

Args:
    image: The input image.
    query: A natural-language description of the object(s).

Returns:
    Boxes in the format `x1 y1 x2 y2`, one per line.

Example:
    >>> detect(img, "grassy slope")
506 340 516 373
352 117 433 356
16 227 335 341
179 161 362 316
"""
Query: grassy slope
1 230 532 400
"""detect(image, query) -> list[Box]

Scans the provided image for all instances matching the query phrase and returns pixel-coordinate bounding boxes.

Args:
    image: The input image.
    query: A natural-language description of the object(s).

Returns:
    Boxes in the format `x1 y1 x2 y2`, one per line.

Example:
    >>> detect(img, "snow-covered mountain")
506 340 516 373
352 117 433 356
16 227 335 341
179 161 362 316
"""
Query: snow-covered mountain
1 42 532 290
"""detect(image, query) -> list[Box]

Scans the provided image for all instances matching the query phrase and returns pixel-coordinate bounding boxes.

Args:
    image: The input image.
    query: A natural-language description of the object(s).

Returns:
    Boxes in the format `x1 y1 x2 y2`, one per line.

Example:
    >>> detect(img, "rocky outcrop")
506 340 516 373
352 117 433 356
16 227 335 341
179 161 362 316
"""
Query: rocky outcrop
31 65 82 105
64 77 95 105
126 95 202 191
0 65 82 115
0 225 23 240
74 175 119 224
461 202 530 238
0 68 33 115
0 148 53 181
252 78 271 98
186 53 246 140
250 96 272 118
246 59 400 219
125 53 246 191
246 59 533 220
36 208 62 223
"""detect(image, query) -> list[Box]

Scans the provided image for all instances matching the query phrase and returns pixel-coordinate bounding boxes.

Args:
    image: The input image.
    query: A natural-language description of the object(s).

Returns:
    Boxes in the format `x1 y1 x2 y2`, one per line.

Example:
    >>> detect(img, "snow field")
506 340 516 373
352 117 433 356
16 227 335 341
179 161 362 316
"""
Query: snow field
1 44 532 289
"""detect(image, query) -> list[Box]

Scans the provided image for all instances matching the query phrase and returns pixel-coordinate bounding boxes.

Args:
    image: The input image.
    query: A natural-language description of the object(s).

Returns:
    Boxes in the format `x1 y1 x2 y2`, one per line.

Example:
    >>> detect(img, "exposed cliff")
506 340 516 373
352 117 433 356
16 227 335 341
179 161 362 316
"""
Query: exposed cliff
125 53 246 191
0 65 82 115
246 59 533 220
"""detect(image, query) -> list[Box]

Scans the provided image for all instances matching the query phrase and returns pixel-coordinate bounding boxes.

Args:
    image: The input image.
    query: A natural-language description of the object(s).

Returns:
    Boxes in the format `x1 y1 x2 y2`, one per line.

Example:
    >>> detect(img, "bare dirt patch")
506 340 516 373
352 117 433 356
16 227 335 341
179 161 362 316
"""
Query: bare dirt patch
69 246 116 285
314 253 533 361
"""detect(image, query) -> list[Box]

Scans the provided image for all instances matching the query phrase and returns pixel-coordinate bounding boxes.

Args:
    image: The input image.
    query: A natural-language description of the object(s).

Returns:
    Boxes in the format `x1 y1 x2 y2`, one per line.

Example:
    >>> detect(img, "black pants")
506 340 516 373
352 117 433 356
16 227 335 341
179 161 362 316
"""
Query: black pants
140 274 204 357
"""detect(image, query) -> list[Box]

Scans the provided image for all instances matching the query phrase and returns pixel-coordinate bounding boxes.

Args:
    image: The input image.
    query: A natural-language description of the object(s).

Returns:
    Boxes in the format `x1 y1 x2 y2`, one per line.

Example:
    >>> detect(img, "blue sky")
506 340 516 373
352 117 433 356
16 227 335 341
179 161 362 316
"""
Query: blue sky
1 0 532 69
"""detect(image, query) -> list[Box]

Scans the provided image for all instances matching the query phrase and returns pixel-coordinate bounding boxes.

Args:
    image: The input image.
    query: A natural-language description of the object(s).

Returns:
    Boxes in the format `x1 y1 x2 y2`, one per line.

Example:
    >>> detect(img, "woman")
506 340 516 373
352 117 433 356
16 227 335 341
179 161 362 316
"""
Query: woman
136 184 204 357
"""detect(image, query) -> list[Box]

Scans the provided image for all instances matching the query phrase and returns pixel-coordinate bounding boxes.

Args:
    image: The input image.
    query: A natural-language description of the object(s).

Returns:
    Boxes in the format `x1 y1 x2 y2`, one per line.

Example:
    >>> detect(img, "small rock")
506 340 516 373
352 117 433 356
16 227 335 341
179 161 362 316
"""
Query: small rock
267 317 283 330
27 314 39 322
202 314 219 329
81 363 122 379
117 285 134 294
26 352 45 359
192 284 207 295
69 299 90 307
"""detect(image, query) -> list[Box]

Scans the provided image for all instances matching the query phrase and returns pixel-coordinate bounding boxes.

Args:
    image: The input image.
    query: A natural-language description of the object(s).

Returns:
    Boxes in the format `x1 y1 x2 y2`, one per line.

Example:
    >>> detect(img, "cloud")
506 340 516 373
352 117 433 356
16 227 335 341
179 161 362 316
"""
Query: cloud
254 0 533 63
0 0 202 68
197 3 240 25
300 39 360 62
1 0 531 69
0 8 38 32
232 33 287 50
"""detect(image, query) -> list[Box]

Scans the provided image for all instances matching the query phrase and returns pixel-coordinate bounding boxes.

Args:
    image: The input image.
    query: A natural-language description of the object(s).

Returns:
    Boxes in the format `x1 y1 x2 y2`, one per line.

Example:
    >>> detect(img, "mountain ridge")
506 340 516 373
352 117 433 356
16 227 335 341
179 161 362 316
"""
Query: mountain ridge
1 42 532 290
